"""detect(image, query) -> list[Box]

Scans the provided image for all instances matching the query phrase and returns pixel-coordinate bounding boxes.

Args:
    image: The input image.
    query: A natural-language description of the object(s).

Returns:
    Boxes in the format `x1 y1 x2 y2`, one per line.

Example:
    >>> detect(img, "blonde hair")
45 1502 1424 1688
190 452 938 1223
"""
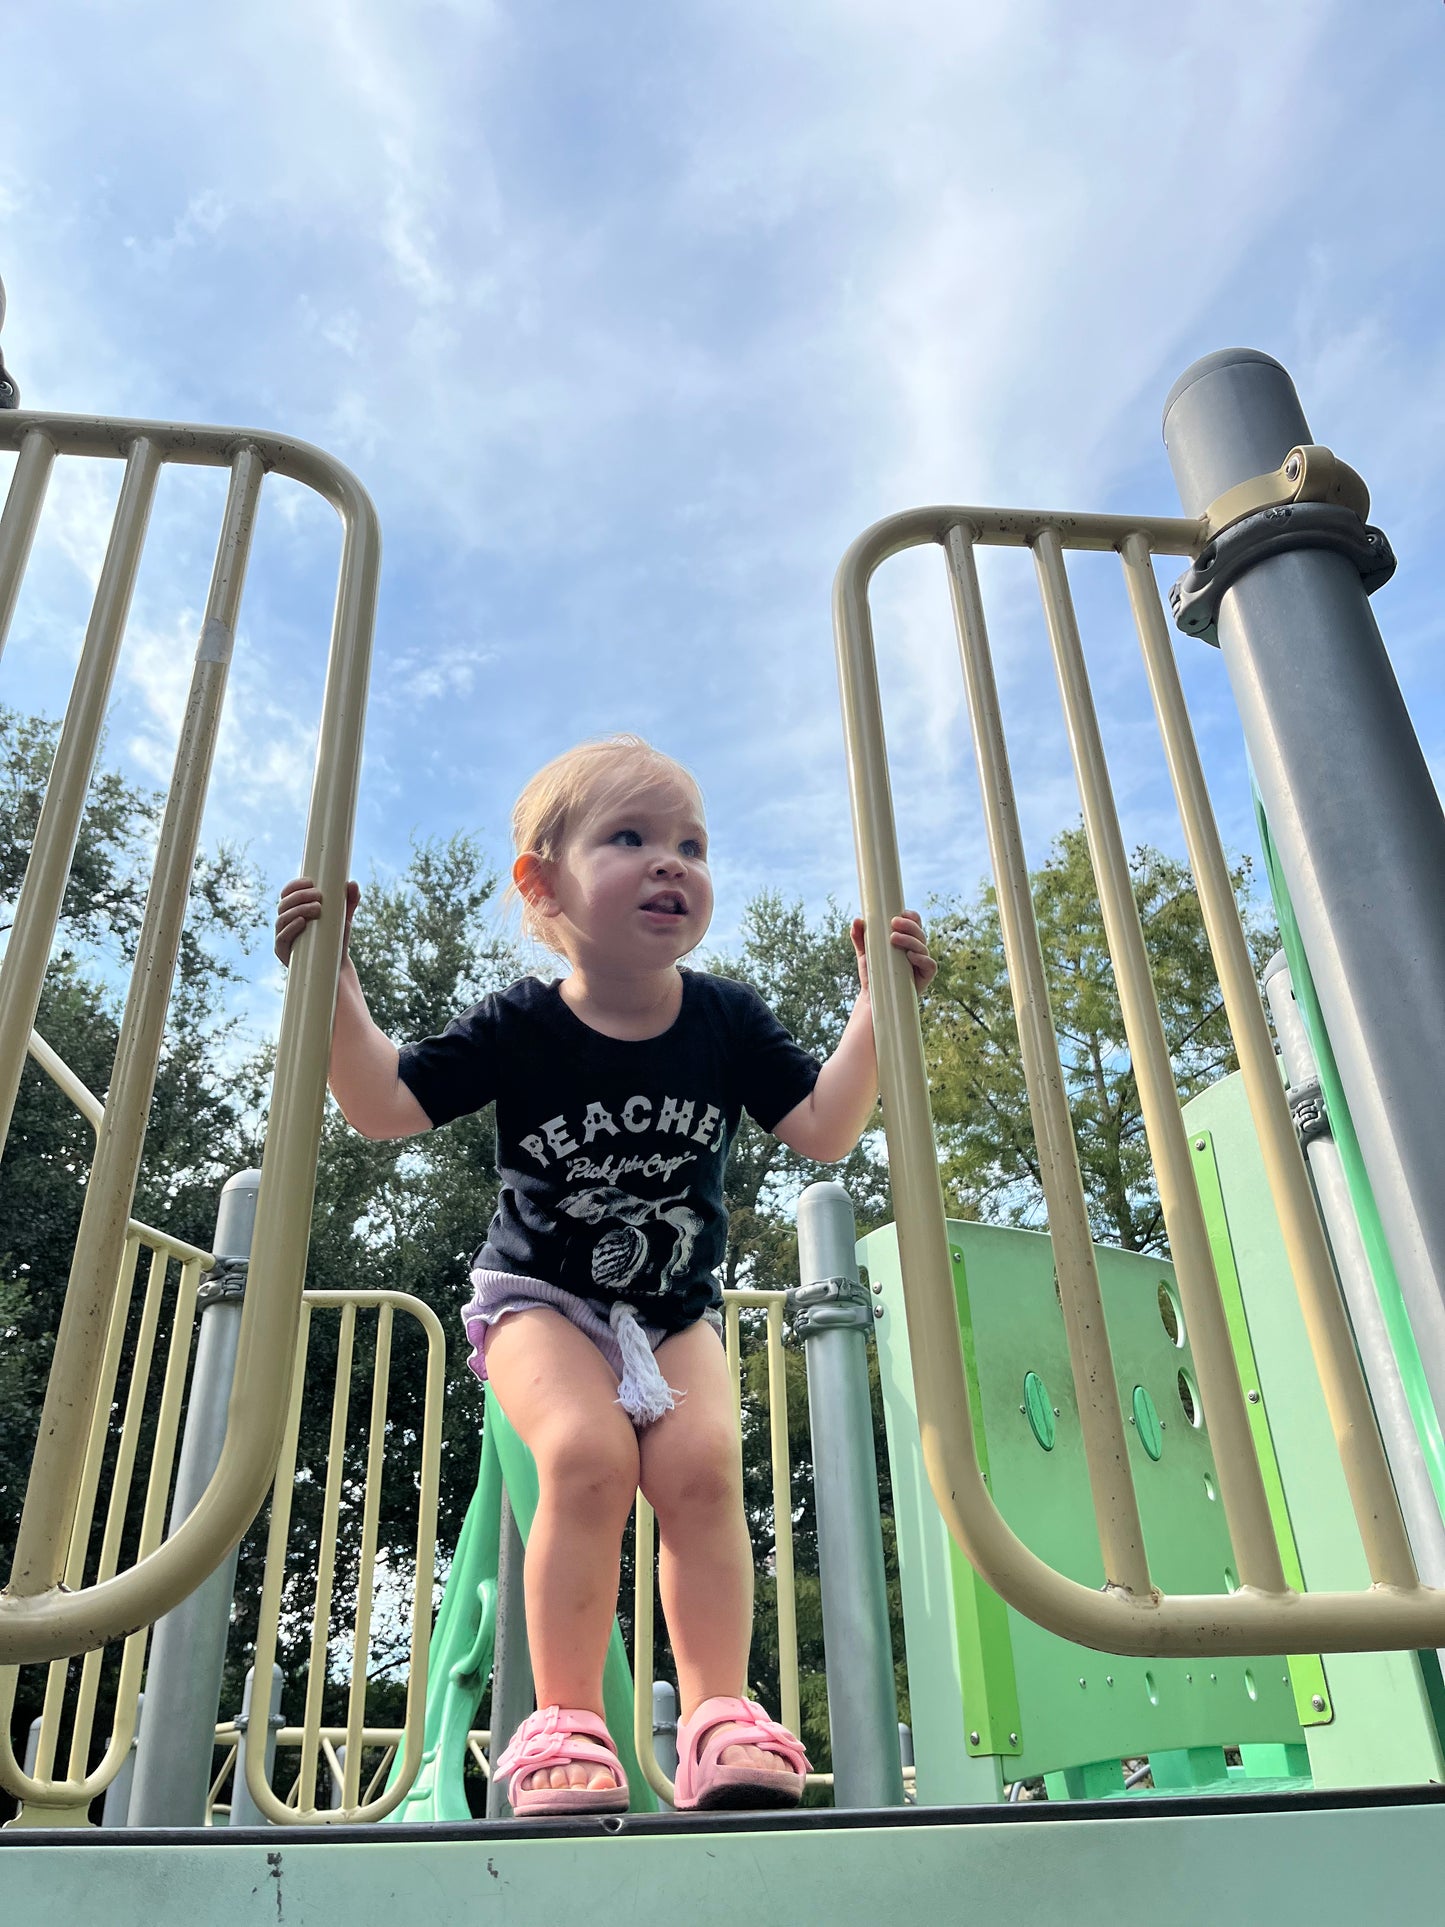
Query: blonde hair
508 735 703 946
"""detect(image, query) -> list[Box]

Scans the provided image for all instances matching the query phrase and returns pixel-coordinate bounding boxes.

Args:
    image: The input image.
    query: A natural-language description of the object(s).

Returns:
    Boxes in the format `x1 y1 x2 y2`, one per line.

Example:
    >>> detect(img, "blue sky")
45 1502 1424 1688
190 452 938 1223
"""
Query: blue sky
3 1 1443 1036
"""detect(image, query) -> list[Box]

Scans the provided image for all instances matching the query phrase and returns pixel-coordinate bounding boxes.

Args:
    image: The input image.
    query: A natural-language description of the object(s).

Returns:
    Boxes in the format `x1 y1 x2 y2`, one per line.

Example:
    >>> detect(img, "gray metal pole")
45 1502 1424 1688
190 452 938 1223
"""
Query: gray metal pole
100 1693 143 1826
1262 953 1445 1589
228 1663 283 1828
485 1488 534 1819
1164 351 1445 1430
651 1679 678 1793
791 1182 904 1808
129 1169 262 1827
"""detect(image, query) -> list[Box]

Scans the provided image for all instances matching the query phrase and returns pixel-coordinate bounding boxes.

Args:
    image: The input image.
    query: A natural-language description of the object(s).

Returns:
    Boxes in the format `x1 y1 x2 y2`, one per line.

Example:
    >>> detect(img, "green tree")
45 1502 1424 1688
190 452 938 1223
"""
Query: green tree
923 824 1275 1252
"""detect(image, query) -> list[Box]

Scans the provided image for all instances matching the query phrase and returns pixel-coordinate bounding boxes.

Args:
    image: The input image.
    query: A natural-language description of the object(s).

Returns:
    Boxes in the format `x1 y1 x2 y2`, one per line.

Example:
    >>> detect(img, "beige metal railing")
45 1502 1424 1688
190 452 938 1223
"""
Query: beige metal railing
242 1290 445 1825
834 502 1444 1656
207 1725 497 1825
0 1036 213 1824
0 409 378 1668
631 1287 805 1802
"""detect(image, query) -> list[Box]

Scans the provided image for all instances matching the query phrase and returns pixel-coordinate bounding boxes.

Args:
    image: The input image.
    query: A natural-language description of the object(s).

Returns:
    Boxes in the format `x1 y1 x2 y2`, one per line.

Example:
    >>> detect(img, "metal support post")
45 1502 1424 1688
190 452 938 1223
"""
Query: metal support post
129 1169 262 1827
484 1488 534 1819
1262 954 1445 1587
652 1679 679 1788
790 1182 904 1808
1164 351 1445 1430
228 1664 283 1828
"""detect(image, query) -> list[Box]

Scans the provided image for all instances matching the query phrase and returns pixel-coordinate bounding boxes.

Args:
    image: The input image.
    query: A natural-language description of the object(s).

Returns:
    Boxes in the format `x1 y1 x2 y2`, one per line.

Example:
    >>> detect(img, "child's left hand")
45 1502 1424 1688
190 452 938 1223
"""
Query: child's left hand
850 912 937 996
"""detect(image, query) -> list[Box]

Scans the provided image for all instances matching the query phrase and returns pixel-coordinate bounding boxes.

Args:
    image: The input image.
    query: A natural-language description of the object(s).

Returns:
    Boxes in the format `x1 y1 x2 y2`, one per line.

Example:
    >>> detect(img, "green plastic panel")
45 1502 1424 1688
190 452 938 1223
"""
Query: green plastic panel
862 1219 1307 1790
1181 1072 1445 1791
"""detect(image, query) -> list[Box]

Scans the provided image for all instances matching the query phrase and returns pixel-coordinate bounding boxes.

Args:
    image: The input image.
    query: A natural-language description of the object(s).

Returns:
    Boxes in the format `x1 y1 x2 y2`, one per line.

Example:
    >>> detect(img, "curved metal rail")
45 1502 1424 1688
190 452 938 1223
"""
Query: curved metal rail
834 501 1442 1655
0 410 379 1665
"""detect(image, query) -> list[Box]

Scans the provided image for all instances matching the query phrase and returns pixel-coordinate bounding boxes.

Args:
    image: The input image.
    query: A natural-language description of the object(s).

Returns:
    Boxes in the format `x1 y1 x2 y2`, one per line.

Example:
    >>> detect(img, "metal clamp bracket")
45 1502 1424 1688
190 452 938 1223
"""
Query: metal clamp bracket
1170 500 1395 644
1287 1076 1330 1149
1200 443 1370 541
786 1273 875 1339
197 1255 249 1306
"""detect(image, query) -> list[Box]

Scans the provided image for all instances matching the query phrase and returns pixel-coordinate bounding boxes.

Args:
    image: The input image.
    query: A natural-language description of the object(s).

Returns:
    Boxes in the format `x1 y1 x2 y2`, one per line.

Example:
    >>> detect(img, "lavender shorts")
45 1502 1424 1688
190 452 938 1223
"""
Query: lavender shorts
462 1266 723 1391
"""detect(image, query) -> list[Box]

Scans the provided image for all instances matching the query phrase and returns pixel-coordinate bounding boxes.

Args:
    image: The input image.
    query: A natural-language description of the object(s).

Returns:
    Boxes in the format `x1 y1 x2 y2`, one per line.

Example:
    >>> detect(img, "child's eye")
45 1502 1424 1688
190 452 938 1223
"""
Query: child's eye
681 839 706 859
610 829 643 847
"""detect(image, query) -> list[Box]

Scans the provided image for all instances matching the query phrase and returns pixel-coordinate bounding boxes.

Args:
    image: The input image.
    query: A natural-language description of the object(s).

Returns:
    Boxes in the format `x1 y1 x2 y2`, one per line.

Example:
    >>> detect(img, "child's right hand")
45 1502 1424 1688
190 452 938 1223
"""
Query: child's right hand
274 877 360 967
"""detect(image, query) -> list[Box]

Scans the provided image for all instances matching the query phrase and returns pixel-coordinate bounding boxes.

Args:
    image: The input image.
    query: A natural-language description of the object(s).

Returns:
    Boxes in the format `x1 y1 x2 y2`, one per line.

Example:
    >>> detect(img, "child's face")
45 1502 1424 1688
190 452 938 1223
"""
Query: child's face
542 775 713 971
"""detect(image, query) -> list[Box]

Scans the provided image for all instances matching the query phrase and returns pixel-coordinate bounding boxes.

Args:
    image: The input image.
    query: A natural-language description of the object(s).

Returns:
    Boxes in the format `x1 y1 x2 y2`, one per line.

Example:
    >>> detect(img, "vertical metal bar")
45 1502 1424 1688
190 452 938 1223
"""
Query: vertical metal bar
243 1303 310 1821
651 1679 679 1785
1262 954 1445 1584
631 1497 673 1803
486 1489 534 1819
11 451 263 1606
128 1174 261 1826
792 1183 904 1808
1120 535 1416 1587
1032 527 1287 1593
765 1300 801 1740
67 1246 170 1779
0 427 56 662
0 437 161 1181
229 1666 284 1828
343 1305 393 1811
299 1301 357 1811
100 1692 142 1827
1163 348 1445 1442
942 525 1152 1596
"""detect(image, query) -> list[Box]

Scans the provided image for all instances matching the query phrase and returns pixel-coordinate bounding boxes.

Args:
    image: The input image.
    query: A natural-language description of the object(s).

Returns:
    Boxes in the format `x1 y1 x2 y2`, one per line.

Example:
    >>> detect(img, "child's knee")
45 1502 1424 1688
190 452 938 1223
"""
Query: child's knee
643 1421 741 1518
539 1421 640 1516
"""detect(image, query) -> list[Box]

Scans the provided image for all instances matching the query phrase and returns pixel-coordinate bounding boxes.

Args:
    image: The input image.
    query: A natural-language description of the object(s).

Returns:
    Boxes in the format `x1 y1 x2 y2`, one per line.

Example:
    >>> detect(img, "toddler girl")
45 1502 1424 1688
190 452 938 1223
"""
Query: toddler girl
274 735 935 1814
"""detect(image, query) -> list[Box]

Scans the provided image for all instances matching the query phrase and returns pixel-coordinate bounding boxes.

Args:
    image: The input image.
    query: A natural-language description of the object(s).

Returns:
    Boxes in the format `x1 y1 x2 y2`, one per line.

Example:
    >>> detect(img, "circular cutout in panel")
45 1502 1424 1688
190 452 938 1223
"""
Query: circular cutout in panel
1158 1281 1184 1347
1144 1671 1159 1706
1244 1669 1258 1702
1023 1371 1056 1450
1177 1368 1202 1427
1224 1565 1238 1593
1131 1384 1163 1460
1203 1471 1217 1502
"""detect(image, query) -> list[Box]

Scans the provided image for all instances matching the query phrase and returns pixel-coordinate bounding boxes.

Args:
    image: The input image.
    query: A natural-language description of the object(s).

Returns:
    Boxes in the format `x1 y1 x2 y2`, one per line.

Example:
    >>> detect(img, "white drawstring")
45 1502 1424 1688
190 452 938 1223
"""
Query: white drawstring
610 1301 682 1424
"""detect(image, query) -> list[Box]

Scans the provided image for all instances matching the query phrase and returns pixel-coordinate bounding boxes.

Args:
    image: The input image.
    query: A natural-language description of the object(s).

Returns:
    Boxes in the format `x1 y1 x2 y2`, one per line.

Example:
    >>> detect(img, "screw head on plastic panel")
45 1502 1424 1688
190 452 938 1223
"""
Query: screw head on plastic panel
969 1731 980 1746
1312 1694 1327 1712
1247 1389 1261 1404
1008 1733 1018 1746
873 1305 884 1319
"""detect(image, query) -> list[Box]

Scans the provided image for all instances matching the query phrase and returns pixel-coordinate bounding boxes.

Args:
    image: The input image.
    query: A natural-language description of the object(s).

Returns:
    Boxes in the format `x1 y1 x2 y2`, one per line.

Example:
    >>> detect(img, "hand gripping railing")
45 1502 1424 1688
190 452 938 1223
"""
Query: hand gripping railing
834 501 1445 1656
0 410 379 1666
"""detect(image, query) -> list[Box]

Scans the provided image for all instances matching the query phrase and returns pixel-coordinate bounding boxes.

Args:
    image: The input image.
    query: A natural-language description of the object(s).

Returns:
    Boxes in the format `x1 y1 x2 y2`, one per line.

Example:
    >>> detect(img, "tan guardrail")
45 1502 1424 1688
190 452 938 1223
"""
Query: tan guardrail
0 1036 214 1825
833 502 1444 1656
0 410 378 1667
242 1290 445 1826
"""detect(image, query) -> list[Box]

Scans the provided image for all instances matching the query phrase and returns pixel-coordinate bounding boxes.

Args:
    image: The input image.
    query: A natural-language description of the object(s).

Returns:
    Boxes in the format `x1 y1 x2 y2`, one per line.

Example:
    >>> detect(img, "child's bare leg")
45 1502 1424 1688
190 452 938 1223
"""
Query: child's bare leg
484 1308 641 1793
638 1319 793 1776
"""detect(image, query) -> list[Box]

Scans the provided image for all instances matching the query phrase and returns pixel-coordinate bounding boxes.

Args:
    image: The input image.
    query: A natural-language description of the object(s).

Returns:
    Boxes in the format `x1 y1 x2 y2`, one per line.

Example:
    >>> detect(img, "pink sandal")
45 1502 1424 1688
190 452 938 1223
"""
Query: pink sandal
494 1705 630 1816
673 1696 809 1811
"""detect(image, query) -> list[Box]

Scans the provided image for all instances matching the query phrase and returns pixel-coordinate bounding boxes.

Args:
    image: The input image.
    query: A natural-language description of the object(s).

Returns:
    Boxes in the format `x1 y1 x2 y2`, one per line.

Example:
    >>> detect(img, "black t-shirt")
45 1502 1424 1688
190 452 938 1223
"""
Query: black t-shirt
396 969 822 1331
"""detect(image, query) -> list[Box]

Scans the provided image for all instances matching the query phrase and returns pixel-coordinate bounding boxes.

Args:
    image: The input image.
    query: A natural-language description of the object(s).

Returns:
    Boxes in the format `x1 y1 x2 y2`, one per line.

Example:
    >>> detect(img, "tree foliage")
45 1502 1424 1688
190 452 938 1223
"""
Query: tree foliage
924 824 1274 1253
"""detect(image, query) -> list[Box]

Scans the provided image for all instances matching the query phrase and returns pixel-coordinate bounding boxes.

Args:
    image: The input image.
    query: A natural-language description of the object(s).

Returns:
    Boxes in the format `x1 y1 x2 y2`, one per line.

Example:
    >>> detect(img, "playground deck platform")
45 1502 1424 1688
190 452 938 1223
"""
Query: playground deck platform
4 1788 1444 1926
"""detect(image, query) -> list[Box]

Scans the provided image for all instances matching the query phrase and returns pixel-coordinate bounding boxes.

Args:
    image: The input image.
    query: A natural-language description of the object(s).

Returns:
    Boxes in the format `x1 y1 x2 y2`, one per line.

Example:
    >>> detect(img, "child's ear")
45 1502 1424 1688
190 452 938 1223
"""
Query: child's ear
512 852 558 918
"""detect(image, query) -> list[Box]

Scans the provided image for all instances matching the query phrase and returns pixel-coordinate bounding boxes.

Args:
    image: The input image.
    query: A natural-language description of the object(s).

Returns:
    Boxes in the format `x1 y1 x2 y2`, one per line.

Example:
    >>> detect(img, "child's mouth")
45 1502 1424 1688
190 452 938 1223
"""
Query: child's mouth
641 894 686 917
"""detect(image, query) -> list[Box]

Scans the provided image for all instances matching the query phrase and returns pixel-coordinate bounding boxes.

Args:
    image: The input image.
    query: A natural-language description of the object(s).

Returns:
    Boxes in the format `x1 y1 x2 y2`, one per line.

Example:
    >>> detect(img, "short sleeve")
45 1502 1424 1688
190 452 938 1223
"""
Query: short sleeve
396 997 503 1128
731 983 822 1132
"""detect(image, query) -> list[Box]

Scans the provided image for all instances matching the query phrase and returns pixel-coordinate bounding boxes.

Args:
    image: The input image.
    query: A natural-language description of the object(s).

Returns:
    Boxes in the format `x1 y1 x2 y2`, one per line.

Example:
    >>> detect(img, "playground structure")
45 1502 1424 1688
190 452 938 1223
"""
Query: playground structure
2 348 1445 1918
